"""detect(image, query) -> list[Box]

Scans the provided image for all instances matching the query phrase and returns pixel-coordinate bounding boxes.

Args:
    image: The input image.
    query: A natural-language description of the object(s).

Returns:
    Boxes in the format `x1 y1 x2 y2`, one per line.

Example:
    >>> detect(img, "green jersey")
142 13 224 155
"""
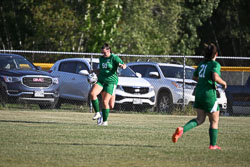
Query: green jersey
193 60 221 111
98 53 124 84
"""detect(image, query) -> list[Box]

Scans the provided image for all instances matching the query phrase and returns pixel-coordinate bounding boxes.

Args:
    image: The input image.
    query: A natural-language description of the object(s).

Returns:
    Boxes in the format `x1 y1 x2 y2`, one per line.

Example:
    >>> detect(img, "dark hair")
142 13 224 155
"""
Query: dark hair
204 43 217 61
101 43 112 52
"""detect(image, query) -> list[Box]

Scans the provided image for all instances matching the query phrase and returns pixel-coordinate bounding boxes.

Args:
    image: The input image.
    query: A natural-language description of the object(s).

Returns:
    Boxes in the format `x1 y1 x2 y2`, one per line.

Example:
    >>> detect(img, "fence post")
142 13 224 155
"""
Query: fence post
89 54 93 113
183 55 186 112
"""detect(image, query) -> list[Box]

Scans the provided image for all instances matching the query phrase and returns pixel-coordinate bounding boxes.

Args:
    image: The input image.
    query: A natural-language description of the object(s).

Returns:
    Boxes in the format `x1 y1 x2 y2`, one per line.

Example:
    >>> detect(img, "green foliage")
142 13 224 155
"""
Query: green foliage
174 0 220 55
0 0 249 63
113 0 180 55
197 0 250 61
74 0 122 52
29 1 79 52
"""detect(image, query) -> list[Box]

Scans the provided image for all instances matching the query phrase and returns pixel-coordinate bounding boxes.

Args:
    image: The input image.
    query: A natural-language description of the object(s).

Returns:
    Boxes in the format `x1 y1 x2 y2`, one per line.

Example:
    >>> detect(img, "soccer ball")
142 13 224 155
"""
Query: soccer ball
88 73 97 84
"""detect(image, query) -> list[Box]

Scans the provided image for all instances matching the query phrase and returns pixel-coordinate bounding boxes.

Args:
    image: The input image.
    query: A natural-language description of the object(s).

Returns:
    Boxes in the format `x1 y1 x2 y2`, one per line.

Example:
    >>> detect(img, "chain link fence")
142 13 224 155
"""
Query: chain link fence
0 50 250 116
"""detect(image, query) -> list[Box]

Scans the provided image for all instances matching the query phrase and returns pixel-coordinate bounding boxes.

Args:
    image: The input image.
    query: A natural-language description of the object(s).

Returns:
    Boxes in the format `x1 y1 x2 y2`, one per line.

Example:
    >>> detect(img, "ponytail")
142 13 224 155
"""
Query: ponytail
204 43 217 61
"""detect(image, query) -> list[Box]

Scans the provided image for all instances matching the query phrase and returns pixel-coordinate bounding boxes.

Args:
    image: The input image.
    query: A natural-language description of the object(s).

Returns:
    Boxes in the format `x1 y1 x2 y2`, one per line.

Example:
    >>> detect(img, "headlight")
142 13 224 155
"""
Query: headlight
3 76 21 83
149 86 154 92
171 81 182 89
52 77 59 84
117 85 124 91
171 81 193 89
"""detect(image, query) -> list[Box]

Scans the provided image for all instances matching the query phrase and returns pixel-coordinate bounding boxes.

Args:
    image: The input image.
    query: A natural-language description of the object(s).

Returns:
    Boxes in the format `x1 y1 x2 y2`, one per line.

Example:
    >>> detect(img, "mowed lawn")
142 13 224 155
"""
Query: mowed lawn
0 109 249 167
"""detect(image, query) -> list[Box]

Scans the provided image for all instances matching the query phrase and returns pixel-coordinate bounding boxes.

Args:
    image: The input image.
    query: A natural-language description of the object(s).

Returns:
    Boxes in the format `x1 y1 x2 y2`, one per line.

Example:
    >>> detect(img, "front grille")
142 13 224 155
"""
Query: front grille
122 86 149 94
21 94 54 98
22 77 52 87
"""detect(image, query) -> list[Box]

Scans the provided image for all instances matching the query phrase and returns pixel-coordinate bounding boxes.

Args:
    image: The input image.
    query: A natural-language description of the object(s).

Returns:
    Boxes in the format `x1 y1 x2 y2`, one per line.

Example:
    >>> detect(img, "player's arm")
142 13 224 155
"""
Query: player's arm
212 72 227 89
114 56 126 69
192 76 198 82
119 63 126 69
192 66 199 82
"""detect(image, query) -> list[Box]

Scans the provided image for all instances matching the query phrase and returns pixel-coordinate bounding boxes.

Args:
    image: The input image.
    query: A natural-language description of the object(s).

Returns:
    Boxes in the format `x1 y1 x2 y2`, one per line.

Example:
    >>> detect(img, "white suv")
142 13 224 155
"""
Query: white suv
49 58 155 110
128 61 227 113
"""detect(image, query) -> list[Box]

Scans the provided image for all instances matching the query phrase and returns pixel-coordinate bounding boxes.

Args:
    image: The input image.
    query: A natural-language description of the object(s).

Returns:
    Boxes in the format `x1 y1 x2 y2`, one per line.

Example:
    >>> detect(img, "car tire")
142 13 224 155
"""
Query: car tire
0 86 7 107
227 100 234 116
157 91 173 114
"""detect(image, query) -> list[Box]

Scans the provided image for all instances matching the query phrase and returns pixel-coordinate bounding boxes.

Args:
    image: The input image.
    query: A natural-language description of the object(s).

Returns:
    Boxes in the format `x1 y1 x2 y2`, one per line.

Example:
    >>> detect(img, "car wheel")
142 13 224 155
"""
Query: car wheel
227 100 233 116
157 91 173 114
0 86 7 107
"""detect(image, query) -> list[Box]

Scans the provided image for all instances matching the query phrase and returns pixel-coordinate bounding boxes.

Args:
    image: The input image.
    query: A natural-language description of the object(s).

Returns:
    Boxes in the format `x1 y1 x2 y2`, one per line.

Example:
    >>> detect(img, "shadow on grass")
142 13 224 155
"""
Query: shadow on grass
0 119 89 126
31 141 162 148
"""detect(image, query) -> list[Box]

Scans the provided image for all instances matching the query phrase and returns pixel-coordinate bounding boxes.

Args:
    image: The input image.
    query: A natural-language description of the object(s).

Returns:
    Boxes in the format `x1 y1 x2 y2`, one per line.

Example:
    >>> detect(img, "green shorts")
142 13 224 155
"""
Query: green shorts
193 99 220 113
96 81 117 95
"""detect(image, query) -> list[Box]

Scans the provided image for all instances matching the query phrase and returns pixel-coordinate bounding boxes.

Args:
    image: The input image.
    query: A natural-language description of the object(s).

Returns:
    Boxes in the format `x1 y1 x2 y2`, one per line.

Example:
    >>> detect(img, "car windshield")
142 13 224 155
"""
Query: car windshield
159 66 194 79
91 62 137 77
91 62 99 70
118 67 137 77
0 56 36 70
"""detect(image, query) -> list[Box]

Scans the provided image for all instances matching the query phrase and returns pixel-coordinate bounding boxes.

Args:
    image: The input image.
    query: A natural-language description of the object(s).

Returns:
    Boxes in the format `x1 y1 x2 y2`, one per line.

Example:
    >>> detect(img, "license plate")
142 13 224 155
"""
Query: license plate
133 98 142 104
34 90 44 97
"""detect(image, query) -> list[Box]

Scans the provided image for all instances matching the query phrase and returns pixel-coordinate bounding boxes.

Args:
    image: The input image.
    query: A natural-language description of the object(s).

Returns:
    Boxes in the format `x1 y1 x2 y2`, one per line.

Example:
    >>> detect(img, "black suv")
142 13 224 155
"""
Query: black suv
0 53 59 109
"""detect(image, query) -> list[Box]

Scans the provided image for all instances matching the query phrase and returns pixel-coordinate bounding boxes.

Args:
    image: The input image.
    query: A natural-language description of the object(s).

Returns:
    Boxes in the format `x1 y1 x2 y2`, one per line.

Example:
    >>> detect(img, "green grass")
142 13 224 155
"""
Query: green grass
0 109 250 167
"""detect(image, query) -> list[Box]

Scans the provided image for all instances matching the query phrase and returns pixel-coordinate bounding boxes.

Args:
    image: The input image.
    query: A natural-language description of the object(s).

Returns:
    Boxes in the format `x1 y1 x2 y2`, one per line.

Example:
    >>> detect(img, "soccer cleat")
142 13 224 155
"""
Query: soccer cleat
209 145 221 150
97 112 103 125
172 127 184 143
92 112 101 120
102 121 108 126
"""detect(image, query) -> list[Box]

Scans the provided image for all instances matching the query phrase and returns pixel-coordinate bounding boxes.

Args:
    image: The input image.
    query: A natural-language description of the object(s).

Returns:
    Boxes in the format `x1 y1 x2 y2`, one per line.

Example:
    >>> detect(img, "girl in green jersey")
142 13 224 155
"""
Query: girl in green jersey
172 43 227 150
90 43 126 126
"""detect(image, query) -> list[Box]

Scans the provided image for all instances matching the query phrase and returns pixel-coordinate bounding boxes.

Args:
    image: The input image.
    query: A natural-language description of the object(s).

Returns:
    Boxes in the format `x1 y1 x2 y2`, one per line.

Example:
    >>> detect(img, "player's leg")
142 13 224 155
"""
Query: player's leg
172 108 206 143
208 108 221 150
185 108 206 131
97 90 115 125
109 90 116 110
100 84 116 126
101 91 112 126
90 83 103 120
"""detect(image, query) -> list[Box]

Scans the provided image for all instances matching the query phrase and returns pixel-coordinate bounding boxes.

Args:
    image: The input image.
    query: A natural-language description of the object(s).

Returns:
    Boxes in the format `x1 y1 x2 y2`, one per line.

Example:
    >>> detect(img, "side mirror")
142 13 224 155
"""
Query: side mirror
135 72 142 78
36 66 42 71
79 70 89 76
149 71 159 78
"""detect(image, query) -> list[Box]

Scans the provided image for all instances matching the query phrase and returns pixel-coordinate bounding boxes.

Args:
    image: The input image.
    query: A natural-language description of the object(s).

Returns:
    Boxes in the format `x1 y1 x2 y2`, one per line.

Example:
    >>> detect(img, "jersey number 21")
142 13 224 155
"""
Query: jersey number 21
199 64 207 78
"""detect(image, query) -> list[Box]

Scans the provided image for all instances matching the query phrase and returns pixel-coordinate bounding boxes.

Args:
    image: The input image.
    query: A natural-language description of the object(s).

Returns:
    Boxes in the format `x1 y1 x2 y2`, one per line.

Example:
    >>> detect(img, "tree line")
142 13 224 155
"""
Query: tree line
0 0 249 64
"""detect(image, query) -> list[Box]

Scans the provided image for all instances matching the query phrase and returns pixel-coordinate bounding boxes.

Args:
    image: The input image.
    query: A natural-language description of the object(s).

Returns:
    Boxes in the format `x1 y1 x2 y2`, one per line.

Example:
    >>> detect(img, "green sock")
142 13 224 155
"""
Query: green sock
102 109 110 122
209 128 218 146
91 99 99 113
183 119 198 133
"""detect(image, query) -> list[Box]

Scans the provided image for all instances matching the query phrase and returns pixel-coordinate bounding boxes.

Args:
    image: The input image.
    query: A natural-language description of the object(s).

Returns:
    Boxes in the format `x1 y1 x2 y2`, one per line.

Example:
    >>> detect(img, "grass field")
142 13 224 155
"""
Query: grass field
0 109 250 167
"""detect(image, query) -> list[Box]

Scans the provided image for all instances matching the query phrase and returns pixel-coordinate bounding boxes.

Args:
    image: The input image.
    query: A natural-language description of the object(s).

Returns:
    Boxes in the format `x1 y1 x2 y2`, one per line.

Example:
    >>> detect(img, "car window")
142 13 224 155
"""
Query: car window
130 65 158 78
88 62 99 70
118 67 137 77
144 65 159 78
159 66 194 79
59 61 76 73
129 65 147 77
76 62 88 74
0 57 35 70
15 58 35 70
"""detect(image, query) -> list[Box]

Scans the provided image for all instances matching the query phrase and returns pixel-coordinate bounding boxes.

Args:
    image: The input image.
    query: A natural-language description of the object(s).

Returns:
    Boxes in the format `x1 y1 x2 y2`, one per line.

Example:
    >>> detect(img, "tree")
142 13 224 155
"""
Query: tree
197 0 250 59
174 0 220 55
71 0 123 52
112 0 180 56
0 0 34 50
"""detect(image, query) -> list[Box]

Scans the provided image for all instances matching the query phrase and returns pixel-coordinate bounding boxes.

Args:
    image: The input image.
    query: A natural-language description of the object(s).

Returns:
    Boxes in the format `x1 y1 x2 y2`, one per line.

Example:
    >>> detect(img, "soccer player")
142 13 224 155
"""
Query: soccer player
90 43 126 126
172 43 227 150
